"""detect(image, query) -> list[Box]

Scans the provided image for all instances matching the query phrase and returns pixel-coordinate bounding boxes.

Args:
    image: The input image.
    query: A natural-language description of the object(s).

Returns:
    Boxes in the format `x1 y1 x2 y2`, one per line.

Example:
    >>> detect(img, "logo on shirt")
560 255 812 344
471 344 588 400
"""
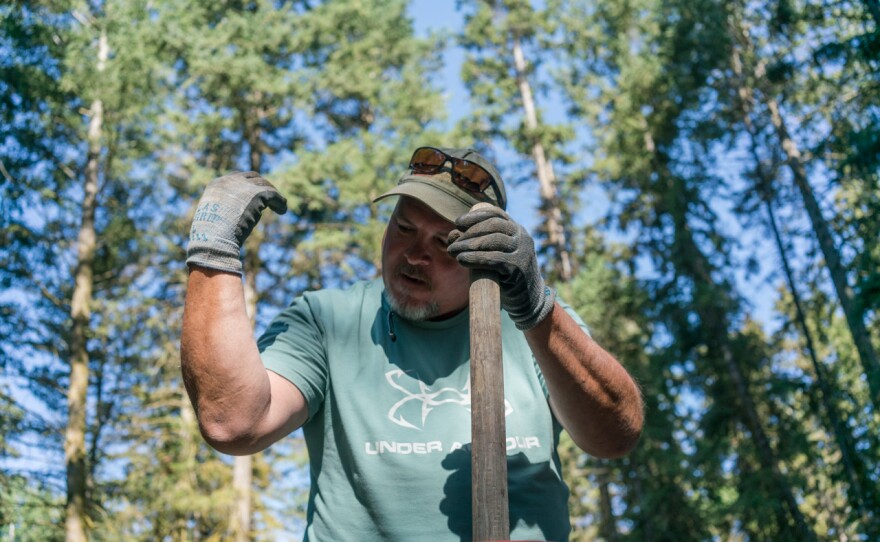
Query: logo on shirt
385 369 512 430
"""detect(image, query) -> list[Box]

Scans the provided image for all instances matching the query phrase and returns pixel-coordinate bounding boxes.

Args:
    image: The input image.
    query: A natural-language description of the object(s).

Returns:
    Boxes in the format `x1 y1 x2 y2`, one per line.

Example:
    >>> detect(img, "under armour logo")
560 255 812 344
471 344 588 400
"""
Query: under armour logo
385 369 512 430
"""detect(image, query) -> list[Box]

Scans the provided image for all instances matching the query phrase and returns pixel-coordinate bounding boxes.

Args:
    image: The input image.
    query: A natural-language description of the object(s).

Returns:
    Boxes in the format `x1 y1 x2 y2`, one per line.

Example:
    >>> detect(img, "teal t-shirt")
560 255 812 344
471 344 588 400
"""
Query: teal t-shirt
258 279 581 541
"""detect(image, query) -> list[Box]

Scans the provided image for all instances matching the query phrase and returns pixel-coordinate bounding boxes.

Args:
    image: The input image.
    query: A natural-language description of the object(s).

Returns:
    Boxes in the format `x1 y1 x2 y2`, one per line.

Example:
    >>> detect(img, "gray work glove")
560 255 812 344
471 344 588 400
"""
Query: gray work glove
186 171 288 275
447 205 555 330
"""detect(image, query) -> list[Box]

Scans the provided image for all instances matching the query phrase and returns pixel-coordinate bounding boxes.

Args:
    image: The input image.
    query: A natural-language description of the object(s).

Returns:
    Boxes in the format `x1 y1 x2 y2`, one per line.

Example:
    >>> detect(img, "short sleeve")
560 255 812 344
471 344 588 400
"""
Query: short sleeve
258 295 329 420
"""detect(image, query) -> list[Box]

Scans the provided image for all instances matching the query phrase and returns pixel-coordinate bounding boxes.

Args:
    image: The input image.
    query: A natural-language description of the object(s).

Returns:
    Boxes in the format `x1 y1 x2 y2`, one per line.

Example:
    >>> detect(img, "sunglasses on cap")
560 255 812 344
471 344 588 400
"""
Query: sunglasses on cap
408 147 506 209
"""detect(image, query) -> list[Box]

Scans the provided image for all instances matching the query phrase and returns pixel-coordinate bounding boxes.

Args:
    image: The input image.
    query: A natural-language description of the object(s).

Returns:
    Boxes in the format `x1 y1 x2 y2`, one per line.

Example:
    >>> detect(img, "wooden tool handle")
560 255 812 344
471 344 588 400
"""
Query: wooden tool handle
469 203 509 541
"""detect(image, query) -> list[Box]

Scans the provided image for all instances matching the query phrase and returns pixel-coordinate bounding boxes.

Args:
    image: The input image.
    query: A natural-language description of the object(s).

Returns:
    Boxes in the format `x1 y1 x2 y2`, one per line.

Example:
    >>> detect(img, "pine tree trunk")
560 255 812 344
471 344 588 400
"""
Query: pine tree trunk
228 257 258 542
65 27 107 542
763 189 875 527
231 454 253 542
642 119 818 541
722 339 817 541
729 38 874 523
596 462 619 542
728 10 880 409
229 125 267 542
763 95 880 408
691 245 817 540
675 185 816 541
687 231 817 542
180 394 200 541
510 36 572 282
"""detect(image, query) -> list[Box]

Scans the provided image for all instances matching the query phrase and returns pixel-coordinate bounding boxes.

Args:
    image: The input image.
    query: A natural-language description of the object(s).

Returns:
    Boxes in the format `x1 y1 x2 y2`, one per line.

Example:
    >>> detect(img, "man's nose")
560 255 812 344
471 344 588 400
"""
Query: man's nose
404 237 431 265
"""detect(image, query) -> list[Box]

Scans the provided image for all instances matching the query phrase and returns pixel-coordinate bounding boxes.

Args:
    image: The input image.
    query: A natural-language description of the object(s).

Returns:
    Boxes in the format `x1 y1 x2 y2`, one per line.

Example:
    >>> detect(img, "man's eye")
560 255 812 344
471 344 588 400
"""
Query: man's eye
398 223 414 233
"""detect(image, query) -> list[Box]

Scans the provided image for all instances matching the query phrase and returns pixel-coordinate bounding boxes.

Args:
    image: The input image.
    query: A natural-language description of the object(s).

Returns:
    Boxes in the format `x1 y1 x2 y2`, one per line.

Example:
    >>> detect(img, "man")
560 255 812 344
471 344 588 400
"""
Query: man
181 146 643 541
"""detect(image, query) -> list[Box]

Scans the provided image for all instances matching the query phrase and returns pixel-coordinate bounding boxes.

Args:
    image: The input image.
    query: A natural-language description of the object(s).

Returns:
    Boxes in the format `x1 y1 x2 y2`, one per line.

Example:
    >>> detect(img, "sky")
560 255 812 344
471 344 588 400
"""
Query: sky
409 0 469 121
405 0 783 332
4 1 794 537
406 0 610 228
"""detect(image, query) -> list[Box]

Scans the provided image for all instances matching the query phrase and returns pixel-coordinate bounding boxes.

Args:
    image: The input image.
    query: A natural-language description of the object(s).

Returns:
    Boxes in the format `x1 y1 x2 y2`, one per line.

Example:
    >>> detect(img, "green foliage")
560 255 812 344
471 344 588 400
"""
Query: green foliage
558 236 713 540
1 1 177 537
456 0 581 281
2 0 879 539
550 0 880 537
0 476 64 542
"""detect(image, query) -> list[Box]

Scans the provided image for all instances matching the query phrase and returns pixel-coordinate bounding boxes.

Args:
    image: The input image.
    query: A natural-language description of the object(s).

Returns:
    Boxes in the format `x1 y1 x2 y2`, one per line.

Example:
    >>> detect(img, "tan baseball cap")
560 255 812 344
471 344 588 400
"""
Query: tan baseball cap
373 146 507 223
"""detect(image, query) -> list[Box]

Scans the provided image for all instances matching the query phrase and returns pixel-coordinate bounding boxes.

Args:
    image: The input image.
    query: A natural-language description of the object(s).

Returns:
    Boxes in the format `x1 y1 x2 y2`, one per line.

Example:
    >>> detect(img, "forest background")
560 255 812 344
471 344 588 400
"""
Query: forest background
1 0 879 540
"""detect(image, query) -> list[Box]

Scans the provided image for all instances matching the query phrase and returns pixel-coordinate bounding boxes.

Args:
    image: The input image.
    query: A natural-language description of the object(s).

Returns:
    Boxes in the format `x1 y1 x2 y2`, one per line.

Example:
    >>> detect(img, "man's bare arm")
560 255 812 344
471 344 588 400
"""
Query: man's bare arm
447 204 644 457
524 303 643 458
181 268 308 455
181 171 303 454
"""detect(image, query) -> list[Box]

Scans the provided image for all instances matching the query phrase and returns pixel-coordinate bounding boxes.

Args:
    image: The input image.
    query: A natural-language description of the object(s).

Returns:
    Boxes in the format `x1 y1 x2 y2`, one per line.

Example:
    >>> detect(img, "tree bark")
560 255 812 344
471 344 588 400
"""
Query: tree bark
65 26 107 542
726 9 880 409
231 453 253 542
720 335 817 542
180 392 201 540
694 237 817 542
511 36 573 282
675 184 816 542
228 244 259 542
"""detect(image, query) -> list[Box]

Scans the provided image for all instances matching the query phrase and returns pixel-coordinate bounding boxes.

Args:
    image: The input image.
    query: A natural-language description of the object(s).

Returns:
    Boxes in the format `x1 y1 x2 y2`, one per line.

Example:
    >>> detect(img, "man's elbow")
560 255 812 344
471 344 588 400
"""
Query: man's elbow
573 424 642 459
599 380 645 458
609 398 645 457
573 405 644 459
197 415 266 456
594 424 643 459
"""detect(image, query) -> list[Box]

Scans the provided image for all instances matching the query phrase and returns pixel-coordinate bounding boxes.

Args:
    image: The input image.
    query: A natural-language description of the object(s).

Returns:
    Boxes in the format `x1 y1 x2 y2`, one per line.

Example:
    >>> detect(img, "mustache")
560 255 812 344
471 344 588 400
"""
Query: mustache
396 263 431 286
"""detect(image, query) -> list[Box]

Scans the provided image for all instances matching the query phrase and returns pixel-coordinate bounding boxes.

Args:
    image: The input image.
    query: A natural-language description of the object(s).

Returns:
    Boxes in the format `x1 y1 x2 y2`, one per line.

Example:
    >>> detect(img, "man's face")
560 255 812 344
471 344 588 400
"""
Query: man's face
382 197 470 321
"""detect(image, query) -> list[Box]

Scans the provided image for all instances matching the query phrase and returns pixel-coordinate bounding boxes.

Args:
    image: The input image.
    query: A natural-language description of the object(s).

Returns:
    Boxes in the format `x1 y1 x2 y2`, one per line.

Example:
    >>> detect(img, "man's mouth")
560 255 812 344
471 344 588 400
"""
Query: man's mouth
398 265 430 287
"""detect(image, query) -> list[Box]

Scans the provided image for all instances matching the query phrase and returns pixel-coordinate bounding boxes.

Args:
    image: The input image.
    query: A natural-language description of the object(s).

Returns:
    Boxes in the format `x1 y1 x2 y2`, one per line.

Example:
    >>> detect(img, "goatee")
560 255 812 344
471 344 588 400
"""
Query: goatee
385 264 441 321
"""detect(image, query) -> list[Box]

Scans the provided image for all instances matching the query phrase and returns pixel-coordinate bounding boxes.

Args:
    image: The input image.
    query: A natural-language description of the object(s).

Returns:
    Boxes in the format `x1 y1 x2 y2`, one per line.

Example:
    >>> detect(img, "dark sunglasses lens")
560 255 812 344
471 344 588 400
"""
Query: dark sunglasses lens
410 148 446 171
408 149 500 203
455 161 492 191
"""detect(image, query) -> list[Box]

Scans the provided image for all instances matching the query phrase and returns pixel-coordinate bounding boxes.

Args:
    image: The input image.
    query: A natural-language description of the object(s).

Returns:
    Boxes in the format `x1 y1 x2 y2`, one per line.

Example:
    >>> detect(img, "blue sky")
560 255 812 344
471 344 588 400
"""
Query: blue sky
406 0 608 229
404 1 784 333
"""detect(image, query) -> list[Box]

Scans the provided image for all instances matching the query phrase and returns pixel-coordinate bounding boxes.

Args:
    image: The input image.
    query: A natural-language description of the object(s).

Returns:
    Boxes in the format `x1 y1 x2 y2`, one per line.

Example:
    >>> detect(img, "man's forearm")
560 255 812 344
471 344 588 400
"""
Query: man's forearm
524 304 644 458
181 267 273 452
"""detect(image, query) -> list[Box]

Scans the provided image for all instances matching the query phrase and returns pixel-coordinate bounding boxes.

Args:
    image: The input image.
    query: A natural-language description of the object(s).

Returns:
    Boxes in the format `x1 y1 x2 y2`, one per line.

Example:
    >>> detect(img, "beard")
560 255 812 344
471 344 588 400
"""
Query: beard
384 263 441 321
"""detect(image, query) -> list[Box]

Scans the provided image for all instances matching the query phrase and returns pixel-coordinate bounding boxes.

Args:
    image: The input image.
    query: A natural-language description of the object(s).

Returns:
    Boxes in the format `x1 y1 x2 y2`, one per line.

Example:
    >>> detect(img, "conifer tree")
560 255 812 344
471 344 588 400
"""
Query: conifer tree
732 0 880 411
457 0 577 282
1 1 172 539
727 17 879 530
150 1 449 538
553 0 823 538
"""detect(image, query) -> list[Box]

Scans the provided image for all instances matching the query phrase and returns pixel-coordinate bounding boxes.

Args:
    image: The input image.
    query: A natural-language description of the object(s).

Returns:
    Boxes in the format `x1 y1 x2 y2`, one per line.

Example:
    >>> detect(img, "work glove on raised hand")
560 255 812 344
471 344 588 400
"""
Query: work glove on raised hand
447 205 555 330
186 171 288 275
